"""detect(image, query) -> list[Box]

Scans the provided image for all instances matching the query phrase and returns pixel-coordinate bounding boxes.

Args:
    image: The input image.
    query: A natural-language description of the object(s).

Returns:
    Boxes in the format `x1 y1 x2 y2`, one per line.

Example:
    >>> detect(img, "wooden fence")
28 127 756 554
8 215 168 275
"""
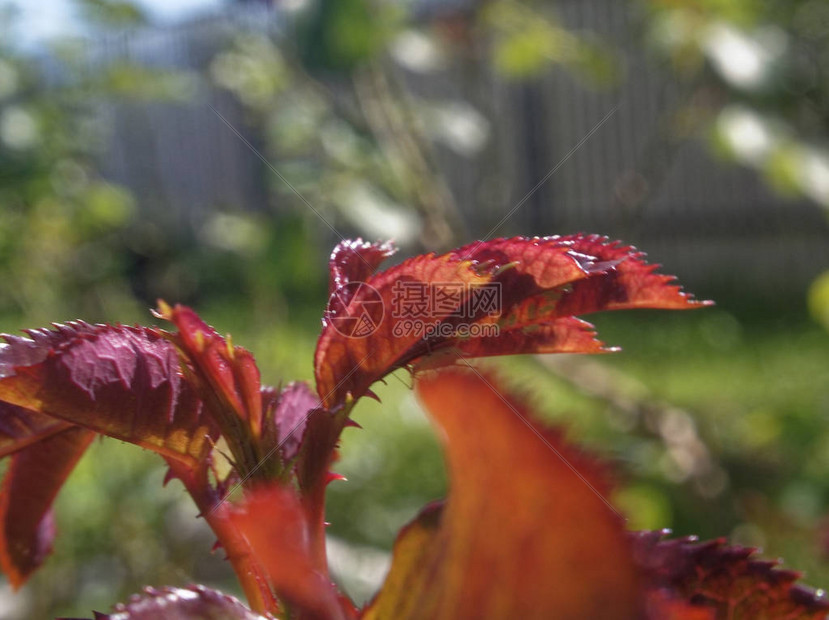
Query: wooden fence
74 2 829 299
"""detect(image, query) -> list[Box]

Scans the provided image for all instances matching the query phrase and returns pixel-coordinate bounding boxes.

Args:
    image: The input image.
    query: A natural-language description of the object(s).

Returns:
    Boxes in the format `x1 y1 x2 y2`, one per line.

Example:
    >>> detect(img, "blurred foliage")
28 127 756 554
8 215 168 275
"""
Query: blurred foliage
0 34 137 323
485 0 618 83
295 0 400 72
210 28 434 248
75 0 148 28
99 63 198 101
0 4 202 326
809 270 829 332
640 0 829 210
208 1 625 250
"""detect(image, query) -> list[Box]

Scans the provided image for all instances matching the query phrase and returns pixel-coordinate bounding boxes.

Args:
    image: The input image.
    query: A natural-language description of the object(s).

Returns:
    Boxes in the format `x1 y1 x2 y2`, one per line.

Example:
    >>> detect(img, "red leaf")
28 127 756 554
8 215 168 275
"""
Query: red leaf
364 368 642 619
316 244 489 408
71 585 266 619
228 485 354 620
0 401 74 458
644 589 716 619
158 305 321 484
328 238 396 298
445 315 609 359
0 322 217 465
632 530 829 619
547 235 709 315
314 236 708 409
448 235 620 286
156 303 264 440
0 426 95 588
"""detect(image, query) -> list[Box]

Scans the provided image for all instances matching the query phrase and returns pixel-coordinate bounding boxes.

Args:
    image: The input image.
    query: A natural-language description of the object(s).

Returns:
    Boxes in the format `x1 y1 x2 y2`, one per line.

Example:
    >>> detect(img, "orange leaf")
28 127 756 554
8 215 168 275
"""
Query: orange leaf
364 368 642 619
361 501 443 619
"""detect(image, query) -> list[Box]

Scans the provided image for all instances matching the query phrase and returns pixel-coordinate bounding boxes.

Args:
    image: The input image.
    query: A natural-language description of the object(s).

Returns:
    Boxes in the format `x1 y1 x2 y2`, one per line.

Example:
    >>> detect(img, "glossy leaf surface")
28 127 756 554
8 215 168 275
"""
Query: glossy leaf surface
315 236 708 409
364 368 641 619
75 585 266 619
327 239 396 298
0 321 216 465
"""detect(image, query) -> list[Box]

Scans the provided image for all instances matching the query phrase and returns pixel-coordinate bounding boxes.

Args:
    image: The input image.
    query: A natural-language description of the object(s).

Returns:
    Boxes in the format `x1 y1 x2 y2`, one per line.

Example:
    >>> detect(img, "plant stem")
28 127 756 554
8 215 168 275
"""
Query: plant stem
303 483 330 578
165 459 280 616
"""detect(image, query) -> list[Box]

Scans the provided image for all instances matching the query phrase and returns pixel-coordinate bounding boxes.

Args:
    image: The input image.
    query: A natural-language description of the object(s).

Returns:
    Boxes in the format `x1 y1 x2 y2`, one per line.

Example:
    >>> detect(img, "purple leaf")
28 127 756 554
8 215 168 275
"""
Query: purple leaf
0 322 218 465
66 585 266 619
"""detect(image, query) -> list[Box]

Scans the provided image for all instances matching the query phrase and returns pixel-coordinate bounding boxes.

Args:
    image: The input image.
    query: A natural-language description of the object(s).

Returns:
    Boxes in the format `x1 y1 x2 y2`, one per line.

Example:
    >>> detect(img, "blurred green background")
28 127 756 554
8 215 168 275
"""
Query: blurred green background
1 0 829 617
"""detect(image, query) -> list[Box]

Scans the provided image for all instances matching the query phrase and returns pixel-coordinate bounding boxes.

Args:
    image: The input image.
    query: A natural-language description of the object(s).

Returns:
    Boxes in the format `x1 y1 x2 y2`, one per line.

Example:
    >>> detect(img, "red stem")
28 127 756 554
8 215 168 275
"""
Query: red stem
299 411 351 578
303 482 330 578
165 459 280 615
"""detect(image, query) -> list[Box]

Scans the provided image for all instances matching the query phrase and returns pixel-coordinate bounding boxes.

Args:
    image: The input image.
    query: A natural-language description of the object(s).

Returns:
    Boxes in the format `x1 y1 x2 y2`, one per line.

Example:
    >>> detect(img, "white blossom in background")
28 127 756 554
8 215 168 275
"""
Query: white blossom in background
717 105 775 165
423 100 490 157
391 29 447 73
800 147 829 207
702 22 787 91
336 179 421 246
0 105 39 150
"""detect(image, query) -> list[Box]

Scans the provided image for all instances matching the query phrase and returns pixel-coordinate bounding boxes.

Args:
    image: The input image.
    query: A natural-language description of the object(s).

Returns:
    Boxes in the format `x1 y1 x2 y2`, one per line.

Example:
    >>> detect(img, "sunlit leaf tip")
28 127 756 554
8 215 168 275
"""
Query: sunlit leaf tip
328 238 397 297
